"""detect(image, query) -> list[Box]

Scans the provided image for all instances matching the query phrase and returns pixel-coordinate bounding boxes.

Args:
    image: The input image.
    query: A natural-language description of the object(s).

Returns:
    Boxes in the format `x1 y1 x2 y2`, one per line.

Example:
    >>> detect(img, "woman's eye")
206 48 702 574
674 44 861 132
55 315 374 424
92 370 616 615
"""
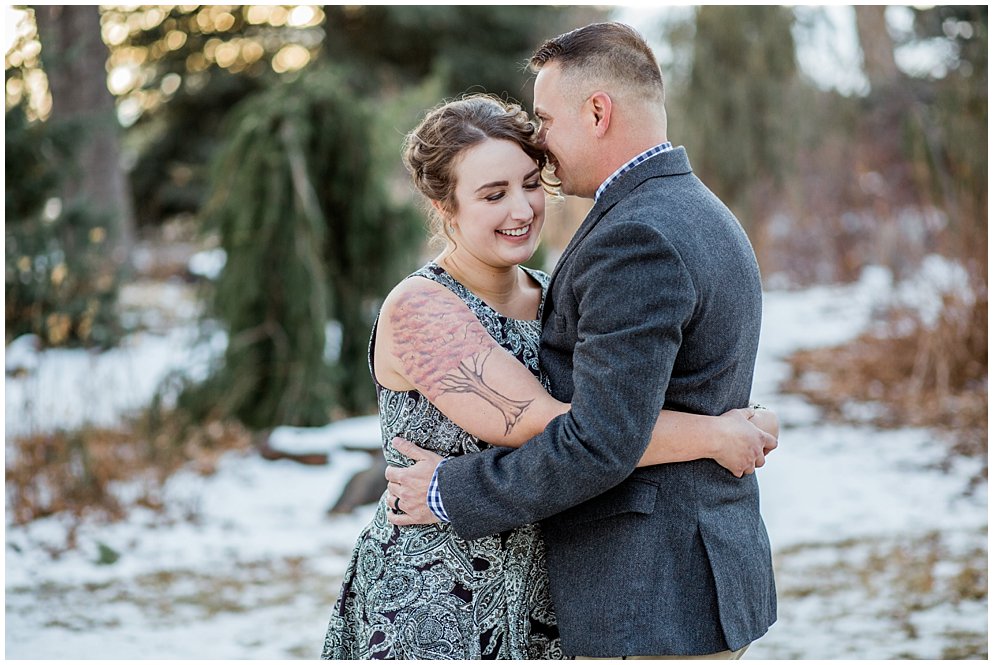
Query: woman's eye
485 192 505 202
524 180 541 190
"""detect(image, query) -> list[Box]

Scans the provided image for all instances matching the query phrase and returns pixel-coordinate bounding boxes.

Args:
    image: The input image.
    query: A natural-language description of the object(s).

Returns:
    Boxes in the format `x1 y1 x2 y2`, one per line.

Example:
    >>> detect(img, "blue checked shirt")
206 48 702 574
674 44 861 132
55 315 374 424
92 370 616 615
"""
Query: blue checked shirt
427 458 450 521
594 141 673 202
425 141 674 523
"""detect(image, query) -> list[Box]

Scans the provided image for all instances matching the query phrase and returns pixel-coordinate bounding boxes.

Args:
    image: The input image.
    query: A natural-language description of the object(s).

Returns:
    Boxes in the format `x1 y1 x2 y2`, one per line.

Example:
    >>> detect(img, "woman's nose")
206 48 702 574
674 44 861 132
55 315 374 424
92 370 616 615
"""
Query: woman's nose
510 190 535 221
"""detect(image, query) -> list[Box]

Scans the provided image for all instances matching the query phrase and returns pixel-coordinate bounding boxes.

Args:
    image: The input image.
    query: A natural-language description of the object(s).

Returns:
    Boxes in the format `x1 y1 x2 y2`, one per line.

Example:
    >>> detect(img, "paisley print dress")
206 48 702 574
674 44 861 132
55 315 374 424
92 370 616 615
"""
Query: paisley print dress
322 262 562 660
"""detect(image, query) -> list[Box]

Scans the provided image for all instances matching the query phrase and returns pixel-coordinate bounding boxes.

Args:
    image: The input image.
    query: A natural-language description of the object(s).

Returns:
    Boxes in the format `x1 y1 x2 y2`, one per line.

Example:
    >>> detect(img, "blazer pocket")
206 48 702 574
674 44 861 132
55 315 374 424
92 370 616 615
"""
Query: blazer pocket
551 479 659 527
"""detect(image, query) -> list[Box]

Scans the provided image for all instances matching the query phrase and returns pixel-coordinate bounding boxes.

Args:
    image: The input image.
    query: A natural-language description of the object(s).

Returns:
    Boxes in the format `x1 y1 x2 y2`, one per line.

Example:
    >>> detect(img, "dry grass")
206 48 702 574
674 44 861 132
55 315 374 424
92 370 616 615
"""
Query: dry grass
5 406 253 542
764 528 988 659
783 288 987 485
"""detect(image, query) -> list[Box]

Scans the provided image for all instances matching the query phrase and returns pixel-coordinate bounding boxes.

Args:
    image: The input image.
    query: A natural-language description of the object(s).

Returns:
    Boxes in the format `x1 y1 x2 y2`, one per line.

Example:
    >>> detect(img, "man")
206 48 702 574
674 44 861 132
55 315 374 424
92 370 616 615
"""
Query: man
387 22 776 658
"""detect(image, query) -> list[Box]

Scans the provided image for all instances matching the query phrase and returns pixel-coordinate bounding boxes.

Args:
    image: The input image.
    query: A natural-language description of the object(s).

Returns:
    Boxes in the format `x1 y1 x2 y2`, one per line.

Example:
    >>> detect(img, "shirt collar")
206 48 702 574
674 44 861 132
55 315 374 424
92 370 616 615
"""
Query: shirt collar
594 142 673 202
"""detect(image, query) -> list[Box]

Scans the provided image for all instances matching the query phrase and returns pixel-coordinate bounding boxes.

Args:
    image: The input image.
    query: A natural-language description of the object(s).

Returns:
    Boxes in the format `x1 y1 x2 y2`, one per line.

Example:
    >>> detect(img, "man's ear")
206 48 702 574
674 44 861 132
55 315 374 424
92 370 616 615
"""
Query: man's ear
588 91 613 138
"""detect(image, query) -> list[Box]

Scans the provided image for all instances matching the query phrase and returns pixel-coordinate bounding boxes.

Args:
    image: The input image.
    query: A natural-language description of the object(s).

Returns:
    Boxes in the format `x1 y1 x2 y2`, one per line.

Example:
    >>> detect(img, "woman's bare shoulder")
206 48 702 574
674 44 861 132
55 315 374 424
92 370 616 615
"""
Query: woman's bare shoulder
379 274 474 327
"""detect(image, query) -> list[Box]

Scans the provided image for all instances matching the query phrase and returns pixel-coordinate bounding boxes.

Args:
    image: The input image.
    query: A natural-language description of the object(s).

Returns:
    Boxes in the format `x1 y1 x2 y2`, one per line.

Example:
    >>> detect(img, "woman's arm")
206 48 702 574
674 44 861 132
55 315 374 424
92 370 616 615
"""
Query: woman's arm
638 406 779 477
375 278 569 446
377 278 777 474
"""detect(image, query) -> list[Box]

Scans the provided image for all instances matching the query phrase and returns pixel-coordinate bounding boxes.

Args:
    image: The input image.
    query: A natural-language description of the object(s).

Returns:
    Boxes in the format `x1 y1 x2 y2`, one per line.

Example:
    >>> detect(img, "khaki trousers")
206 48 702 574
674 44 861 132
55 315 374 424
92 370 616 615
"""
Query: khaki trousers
576 644 749 660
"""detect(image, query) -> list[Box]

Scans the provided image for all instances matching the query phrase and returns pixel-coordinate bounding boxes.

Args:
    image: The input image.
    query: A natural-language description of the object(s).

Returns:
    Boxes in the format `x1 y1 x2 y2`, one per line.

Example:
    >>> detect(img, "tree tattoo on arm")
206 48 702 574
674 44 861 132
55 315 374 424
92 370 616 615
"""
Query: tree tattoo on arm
390 289 533 435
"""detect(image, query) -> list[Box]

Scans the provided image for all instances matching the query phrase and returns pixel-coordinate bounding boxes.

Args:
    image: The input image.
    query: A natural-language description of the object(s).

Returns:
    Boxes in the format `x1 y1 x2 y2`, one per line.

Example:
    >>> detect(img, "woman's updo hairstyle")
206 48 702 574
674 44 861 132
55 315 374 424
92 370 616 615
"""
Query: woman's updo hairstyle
402 94 547 245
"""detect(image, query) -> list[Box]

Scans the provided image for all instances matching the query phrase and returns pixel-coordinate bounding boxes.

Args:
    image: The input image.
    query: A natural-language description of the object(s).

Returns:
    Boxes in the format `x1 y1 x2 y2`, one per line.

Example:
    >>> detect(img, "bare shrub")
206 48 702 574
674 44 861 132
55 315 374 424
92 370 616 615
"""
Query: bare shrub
783 287 987 480
5 410 253 531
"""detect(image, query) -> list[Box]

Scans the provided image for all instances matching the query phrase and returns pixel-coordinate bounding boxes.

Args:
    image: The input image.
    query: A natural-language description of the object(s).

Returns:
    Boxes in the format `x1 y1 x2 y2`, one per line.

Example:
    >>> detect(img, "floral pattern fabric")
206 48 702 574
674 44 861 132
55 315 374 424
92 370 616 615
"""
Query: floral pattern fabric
322 263 562 660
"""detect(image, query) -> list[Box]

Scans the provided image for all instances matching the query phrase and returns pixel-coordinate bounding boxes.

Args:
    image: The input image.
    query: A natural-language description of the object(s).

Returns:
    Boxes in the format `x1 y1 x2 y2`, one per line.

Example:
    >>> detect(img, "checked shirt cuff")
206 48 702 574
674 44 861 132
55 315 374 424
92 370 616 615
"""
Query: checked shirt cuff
427 458 451 522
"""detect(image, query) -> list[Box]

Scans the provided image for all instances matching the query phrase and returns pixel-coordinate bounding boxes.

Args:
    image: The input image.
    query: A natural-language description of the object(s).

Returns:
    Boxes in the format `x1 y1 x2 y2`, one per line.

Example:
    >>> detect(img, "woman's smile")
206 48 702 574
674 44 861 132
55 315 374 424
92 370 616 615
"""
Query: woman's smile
496 223 532 239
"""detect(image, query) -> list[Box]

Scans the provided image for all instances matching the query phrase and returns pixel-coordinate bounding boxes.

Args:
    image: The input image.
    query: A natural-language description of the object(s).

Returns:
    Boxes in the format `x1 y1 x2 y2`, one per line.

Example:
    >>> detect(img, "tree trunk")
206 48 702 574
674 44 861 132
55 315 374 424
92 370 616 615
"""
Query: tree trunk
854 5 902 90
34 5 135 269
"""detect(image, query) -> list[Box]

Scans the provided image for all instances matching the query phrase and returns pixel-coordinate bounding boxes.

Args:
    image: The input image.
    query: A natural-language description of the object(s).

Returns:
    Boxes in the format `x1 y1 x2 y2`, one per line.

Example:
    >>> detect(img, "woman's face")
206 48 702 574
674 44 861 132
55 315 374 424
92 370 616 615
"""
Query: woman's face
446 138 545 269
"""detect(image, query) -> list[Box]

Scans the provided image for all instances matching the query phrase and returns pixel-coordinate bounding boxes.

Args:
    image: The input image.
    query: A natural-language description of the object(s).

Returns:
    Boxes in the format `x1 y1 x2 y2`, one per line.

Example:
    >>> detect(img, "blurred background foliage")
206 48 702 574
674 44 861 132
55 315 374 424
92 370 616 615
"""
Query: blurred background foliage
178 67 423 424
4 5 987 441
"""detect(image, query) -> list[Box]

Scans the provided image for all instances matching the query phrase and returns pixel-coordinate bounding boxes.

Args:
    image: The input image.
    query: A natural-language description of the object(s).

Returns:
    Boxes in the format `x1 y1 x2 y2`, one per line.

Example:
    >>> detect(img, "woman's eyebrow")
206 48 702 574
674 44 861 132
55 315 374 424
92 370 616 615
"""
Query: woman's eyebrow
474 169 540 193
474 180 509 193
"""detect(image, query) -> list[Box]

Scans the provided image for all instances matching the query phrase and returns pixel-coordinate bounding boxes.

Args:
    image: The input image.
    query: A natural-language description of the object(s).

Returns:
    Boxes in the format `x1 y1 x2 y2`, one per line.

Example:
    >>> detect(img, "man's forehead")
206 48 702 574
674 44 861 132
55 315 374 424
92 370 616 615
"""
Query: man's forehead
532 67 557 112
534 64 578 108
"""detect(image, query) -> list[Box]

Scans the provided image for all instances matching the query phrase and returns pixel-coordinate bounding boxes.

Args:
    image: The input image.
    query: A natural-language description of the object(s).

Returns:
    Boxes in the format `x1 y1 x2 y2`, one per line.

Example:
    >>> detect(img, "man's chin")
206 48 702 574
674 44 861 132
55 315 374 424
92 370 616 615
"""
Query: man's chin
559 182 590 199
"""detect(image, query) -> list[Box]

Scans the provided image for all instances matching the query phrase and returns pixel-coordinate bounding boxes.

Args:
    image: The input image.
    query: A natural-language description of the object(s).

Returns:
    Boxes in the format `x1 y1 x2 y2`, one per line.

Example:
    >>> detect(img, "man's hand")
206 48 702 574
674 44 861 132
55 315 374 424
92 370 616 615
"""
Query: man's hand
384 437 443 526
713 408 779 477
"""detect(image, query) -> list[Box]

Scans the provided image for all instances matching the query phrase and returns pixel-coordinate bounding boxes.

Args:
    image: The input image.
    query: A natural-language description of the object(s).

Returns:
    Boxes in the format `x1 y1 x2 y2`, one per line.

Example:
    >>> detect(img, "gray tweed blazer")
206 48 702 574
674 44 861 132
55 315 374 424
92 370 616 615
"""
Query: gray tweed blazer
437 147 777 657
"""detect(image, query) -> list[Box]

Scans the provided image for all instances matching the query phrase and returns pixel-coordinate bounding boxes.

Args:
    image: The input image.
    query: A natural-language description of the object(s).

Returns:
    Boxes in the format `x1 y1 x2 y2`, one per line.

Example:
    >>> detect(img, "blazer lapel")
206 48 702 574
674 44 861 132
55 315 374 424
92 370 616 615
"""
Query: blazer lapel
546 147 694 290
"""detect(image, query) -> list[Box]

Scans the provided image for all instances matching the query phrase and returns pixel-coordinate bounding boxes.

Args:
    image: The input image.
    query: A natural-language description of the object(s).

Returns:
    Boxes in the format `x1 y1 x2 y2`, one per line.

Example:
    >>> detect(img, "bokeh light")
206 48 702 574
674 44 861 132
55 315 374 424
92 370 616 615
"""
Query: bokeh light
7 5 327 122
272 43 311 73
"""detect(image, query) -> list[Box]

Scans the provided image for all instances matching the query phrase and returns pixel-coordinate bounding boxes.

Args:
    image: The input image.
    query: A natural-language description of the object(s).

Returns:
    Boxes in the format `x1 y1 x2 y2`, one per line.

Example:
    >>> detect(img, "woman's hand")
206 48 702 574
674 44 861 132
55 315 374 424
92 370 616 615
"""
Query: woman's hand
747 406 779 448
712 408 779 477
638 405 779 472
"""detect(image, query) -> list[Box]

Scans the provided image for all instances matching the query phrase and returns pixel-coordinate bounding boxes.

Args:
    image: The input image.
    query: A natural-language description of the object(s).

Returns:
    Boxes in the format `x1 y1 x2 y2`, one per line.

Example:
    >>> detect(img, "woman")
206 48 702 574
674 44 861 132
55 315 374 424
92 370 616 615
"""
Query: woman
322 94 777 659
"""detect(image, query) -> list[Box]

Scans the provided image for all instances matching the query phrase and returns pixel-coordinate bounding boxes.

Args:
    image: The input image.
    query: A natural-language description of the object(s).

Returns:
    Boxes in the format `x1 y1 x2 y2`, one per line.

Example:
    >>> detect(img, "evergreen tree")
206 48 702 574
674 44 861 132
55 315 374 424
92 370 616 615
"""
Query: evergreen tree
5 101 121 347
128 71 267 229
107 6 602 229
179 68 420 428
5 7 127 348
680 6 800 226
105 5 313 228
322 5 605 102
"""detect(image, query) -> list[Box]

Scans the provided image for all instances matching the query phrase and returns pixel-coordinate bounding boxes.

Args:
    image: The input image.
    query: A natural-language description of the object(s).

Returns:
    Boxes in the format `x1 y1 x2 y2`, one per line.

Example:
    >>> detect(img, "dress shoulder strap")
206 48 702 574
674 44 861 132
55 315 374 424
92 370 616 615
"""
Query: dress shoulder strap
408 262 487 313
410 262 551 321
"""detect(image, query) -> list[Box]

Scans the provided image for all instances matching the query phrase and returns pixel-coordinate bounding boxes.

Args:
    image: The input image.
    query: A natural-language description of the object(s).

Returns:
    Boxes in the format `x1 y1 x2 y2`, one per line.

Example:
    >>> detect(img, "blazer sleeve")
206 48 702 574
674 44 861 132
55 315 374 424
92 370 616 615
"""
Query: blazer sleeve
438 220 698 540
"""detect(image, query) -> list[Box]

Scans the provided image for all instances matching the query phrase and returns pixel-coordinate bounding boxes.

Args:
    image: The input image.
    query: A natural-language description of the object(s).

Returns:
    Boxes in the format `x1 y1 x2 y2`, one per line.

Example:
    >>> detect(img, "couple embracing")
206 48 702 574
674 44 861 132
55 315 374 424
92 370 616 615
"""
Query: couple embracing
323 22 777 660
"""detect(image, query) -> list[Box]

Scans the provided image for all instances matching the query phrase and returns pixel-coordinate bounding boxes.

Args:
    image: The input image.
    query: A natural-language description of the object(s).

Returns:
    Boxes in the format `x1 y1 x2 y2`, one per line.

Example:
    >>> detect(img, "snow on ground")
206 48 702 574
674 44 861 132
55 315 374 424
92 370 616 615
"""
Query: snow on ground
5 449 376 659
5 277 224 441
4 261 987 659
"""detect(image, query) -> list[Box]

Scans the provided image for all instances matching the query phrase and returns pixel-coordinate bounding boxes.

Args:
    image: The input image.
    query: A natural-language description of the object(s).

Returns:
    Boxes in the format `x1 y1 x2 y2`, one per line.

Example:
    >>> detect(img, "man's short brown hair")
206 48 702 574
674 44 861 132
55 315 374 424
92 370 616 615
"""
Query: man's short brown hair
529 22 664 104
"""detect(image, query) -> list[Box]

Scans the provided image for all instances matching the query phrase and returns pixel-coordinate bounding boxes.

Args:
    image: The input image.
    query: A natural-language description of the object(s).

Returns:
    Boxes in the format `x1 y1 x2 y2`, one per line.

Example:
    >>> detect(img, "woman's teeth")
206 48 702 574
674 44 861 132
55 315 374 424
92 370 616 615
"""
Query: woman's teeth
497 225 530 237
